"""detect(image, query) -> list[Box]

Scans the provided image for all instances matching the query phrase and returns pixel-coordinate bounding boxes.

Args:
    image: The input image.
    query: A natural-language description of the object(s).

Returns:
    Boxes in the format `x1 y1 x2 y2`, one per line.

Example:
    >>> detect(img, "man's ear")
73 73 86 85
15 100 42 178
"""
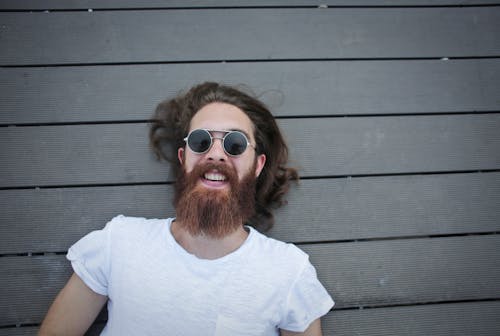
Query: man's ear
177 147 184 164
255 154 266 177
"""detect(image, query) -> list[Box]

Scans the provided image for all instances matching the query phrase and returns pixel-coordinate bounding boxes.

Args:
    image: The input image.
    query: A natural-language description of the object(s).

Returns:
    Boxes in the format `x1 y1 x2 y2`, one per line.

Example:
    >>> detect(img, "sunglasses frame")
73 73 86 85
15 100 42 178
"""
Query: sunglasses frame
183 128 255 157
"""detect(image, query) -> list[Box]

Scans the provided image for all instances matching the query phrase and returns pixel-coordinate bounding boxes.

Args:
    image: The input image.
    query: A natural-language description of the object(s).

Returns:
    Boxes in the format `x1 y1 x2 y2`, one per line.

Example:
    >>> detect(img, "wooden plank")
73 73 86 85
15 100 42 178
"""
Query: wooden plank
302 235 500 308
1 235 499 325
1 7 499 65
0 255 72 327
0 185 175 254
0 324 104 336
2 1 500 10
1 172 500 253
323 301 500 335
2 59 499 124
271 172 500 242
285 114 500 175
0 327 35 336
0 123 170 187
0 321 159 336
1 115 500 187
0 328 34 336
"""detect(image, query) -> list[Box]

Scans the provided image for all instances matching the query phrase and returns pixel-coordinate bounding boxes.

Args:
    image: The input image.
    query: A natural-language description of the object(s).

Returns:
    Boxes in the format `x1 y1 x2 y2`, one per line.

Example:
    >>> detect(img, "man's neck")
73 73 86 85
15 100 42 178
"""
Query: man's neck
170 220 249 260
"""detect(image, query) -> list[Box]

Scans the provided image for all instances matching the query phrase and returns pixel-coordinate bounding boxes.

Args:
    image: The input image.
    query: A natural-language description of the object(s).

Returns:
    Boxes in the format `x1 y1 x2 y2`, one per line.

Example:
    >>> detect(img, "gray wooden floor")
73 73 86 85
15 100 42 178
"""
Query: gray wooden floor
1 1 499 335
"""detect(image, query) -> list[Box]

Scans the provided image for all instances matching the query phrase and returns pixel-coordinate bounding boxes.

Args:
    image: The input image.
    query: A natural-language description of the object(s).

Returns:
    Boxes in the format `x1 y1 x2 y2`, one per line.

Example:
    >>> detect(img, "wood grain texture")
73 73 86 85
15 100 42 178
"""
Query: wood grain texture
1 235 499 326
0 255 72 326
2 115 500 187
2 0 500 10
1 1 499 335
302 235 500 308
0 323 105 336
322 301 500 336
1 7 499 65
2 59 499 124
272 172 500 242
1 172 499 253
0 327 35 336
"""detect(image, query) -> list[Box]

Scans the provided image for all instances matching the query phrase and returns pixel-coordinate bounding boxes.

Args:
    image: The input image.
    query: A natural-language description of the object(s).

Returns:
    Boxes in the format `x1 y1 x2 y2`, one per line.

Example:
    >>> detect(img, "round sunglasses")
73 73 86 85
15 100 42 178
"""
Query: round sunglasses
183 129 255 156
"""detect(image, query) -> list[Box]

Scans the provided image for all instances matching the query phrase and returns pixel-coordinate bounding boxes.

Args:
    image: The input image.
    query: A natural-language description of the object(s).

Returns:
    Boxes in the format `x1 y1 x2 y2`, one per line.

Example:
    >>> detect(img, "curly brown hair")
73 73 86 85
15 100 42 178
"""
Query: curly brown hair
149 82 298 232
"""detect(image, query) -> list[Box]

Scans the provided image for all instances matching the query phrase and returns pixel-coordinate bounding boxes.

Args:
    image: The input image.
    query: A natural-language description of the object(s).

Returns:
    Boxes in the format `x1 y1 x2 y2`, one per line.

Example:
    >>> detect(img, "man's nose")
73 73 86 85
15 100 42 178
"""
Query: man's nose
206 137 227 162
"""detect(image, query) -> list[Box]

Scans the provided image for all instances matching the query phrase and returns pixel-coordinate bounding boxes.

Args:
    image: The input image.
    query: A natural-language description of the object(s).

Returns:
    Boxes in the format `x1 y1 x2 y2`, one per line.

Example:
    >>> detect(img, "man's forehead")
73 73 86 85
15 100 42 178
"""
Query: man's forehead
188 103 255 137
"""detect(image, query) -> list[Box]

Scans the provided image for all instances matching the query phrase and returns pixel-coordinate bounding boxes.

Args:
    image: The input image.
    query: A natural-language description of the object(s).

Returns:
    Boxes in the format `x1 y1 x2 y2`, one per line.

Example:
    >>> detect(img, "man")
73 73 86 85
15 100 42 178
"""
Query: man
39 82 334 335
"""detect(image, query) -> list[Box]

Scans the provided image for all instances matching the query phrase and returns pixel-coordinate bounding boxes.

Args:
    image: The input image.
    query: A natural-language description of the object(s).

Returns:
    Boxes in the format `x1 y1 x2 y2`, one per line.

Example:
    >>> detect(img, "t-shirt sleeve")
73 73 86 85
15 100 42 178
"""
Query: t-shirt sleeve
66 217 116 296
279 258 335 332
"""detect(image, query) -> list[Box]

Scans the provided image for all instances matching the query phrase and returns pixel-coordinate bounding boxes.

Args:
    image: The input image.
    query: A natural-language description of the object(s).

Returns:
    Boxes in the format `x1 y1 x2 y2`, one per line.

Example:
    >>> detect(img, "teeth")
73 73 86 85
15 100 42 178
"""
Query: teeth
204 173 227 181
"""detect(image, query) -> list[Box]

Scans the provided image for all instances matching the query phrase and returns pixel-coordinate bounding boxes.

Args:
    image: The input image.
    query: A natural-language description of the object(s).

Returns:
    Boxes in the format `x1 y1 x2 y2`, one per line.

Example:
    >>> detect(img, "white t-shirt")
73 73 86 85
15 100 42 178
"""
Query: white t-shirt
67 215 334 335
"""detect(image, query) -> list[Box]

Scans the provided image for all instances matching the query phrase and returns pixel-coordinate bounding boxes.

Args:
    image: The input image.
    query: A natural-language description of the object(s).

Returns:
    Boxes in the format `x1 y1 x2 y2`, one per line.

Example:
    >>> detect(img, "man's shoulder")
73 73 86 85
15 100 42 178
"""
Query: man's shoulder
247 227 309 267
103 214 172 237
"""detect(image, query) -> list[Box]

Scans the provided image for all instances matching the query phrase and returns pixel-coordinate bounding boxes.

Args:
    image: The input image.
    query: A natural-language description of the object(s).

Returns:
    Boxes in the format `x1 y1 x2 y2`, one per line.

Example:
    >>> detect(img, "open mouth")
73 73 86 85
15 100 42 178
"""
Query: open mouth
202 171 228 183
195 165 234 189
204 172 226 181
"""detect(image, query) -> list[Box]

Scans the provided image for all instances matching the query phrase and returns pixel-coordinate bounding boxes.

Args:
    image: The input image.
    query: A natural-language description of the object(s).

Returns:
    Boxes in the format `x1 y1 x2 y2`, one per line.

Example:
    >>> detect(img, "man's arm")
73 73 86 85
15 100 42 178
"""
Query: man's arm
38 273 107 336
280 318 323 336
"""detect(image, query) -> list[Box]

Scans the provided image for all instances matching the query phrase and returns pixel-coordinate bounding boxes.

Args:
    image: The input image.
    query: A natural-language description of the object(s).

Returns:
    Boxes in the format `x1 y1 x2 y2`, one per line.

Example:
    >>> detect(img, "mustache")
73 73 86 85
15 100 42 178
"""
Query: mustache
185 162 238 187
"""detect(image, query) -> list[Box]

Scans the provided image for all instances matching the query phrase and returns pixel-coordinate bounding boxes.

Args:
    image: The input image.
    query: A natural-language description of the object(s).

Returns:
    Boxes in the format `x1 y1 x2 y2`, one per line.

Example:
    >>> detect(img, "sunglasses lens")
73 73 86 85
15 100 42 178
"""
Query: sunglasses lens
187 129 212 153
224 131 248 156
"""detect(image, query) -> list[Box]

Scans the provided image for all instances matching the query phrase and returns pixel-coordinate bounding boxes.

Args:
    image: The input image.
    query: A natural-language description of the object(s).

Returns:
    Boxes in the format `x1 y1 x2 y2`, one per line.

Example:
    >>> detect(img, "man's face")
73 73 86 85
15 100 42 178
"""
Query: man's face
174 102 266 237
178 102 266 186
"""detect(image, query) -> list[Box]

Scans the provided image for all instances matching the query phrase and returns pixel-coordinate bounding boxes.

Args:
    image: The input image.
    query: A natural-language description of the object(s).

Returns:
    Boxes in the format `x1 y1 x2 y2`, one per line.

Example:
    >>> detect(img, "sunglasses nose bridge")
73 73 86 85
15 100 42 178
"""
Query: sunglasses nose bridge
206 135 228 159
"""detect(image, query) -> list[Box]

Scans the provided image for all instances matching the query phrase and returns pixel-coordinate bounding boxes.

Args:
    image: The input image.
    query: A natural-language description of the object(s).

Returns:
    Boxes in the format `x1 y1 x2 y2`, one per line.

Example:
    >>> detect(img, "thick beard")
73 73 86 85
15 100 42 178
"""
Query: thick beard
174 161 256 239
